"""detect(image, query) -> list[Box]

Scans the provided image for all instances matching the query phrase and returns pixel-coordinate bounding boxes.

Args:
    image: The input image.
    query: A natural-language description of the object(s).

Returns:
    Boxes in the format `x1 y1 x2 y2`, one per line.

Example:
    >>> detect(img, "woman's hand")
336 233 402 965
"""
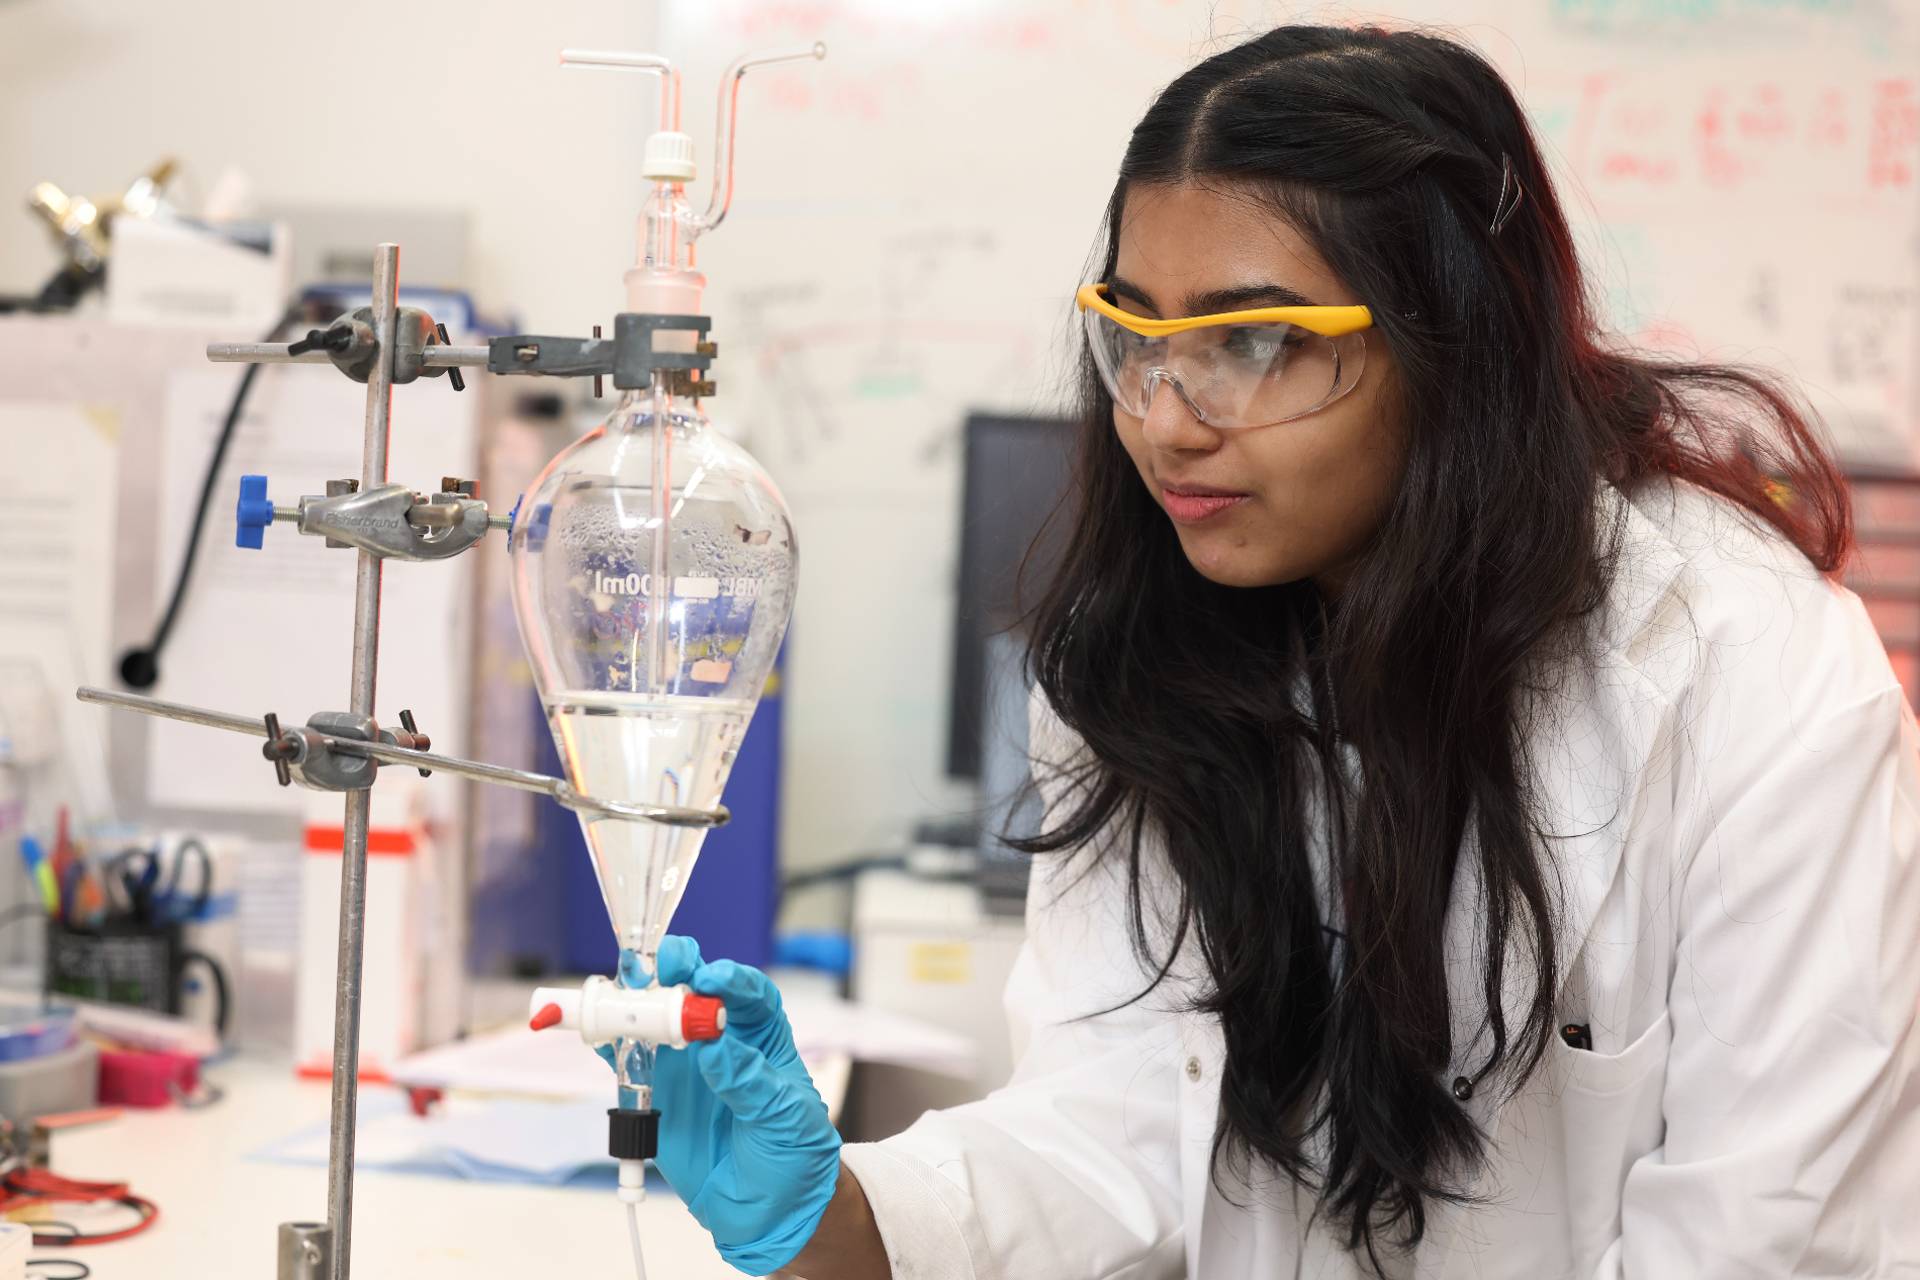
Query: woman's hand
624 936 845 1275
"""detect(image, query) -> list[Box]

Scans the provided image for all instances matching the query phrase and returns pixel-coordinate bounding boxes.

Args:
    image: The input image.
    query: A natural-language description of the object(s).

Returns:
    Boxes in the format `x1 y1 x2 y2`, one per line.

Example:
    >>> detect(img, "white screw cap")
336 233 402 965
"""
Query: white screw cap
642 131 697 182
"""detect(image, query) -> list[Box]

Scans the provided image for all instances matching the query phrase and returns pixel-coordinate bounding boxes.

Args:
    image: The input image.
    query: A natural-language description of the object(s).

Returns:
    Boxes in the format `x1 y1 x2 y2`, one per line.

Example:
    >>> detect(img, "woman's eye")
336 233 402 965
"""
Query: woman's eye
1221 325 1301 360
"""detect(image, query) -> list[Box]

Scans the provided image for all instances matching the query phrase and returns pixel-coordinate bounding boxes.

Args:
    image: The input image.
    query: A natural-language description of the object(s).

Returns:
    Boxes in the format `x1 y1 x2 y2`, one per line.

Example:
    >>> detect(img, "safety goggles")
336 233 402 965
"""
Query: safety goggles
1077 283 1372 429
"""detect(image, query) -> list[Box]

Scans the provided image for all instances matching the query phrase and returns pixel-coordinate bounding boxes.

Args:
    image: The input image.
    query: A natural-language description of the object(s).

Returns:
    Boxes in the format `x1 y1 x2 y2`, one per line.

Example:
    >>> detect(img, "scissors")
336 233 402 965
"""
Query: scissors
105 839 212 926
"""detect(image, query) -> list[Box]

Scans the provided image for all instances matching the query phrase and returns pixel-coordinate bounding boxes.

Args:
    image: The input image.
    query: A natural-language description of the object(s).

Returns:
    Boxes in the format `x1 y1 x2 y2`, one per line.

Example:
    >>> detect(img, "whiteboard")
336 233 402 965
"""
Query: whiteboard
640 1 1920 869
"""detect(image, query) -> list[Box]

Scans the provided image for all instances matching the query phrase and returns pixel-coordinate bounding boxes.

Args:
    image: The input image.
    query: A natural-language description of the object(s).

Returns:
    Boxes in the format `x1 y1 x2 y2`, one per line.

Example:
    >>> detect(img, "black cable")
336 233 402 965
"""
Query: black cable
118 303 303 690
28 1260 90 1278
177 949 229 1041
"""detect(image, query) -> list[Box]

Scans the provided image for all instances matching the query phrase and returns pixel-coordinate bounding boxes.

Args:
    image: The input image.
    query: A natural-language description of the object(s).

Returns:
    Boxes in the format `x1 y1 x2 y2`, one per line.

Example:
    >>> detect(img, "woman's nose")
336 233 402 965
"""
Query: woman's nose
1139 371 1221 452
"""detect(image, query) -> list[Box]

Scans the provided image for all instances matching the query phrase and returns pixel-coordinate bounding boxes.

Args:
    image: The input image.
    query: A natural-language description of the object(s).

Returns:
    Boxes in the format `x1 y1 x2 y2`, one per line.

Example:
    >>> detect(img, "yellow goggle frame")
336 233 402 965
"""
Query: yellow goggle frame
1075 283 1374 339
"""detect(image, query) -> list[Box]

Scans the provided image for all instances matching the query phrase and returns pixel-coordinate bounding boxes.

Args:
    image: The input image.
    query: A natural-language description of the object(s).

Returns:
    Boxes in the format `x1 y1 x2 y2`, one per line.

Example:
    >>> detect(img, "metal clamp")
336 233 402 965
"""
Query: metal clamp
295 480 491 561
268 711 380 792
212 309 718 397
487 312 718 395
282 306 464 386
260 707 437 792
490 333 612 378
611 313 715 390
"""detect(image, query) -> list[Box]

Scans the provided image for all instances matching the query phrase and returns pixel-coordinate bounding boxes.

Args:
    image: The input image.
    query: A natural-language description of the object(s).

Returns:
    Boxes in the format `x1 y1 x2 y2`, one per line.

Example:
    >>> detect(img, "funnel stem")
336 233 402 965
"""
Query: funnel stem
612 1037 657 1099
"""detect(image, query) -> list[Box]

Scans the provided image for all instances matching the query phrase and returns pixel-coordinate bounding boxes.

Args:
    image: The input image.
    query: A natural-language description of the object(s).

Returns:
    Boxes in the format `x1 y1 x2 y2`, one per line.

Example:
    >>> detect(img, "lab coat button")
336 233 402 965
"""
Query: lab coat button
1451 1075 1473 1102
1184 1056 1202 1082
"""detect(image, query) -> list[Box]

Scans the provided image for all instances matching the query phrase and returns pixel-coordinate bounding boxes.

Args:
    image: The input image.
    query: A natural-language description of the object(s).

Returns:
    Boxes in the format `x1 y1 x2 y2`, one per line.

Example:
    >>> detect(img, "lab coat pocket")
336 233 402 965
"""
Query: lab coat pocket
1558 1010 1671 1097
1553 1011 1671 1263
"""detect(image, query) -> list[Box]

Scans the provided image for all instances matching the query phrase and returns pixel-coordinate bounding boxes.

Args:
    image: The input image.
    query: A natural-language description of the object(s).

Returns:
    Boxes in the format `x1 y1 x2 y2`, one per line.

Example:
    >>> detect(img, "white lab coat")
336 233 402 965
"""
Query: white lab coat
838 478 1920 1279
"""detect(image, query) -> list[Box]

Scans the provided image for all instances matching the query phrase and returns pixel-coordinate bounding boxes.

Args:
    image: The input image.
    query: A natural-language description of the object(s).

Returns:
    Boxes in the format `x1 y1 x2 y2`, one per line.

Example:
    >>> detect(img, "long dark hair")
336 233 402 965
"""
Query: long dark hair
1017 23 1849 1269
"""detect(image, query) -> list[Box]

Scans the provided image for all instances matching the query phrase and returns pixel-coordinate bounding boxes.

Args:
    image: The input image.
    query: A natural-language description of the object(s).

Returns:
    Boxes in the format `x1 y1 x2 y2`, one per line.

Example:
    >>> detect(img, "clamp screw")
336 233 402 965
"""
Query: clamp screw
262 712 298 786
435 323 465 392
398 709 432 776
287 326 353 357
236 474 275 550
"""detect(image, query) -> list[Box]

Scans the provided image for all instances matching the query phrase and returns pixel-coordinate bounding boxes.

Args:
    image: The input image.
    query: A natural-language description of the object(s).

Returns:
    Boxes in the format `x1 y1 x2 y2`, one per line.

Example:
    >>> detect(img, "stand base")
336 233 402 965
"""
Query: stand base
278 1221 332 1280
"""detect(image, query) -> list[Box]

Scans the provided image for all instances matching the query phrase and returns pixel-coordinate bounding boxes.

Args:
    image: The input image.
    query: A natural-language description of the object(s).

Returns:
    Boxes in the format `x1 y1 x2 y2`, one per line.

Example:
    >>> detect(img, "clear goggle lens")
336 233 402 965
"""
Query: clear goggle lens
1084 307 1368 428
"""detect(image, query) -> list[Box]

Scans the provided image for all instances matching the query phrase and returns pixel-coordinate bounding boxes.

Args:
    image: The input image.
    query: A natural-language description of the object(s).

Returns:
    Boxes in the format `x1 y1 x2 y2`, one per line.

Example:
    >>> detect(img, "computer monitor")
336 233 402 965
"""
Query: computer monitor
946 413 1077 781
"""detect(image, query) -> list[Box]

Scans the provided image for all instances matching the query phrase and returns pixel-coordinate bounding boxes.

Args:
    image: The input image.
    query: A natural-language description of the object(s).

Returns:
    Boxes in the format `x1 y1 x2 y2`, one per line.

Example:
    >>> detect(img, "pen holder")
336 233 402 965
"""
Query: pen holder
45 918 229 1036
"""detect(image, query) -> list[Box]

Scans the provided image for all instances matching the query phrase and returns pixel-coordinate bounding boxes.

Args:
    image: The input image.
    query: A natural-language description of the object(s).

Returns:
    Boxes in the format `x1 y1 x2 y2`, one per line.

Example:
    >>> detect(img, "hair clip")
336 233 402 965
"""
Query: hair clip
1490 153 1526 236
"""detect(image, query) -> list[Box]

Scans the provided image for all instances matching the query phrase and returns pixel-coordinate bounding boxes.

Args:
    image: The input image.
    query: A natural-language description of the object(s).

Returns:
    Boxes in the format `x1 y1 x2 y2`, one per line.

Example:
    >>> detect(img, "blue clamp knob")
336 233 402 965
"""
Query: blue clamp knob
236 474 274 549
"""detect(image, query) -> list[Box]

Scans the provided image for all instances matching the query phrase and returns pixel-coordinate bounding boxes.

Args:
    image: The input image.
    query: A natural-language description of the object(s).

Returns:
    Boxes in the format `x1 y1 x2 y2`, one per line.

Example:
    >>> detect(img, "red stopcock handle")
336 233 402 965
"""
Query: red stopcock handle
680 994 724 1042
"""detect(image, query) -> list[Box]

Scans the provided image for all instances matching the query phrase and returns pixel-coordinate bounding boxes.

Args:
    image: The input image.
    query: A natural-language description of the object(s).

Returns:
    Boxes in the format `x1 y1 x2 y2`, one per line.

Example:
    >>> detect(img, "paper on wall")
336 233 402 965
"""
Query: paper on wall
0 403 120 822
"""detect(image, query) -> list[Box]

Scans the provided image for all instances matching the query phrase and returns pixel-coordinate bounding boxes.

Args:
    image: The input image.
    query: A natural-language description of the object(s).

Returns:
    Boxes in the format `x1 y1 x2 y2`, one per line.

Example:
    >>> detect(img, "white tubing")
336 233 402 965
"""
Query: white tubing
626 1200 650 1280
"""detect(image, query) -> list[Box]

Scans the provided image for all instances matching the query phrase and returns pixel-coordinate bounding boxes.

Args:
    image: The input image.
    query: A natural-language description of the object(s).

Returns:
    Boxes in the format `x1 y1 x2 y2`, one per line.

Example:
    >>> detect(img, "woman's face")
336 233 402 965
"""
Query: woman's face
1107 182 1404 592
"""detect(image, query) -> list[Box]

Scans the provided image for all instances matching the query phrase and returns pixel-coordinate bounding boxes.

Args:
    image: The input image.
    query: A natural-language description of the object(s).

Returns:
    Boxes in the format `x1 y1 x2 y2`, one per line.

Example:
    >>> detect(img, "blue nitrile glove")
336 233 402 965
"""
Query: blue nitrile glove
605 938 841 1276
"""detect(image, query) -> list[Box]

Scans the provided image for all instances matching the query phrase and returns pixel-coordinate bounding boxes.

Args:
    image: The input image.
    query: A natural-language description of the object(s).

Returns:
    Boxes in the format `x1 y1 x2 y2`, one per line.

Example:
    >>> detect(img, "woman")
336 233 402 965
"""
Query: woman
639 24 1920 1278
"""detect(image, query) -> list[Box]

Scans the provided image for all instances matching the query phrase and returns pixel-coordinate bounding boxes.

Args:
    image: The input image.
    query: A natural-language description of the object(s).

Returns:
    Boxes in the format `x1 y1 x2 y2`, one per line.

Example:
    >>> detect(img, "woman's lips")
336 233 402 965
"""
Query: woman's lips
1161 485 1249 524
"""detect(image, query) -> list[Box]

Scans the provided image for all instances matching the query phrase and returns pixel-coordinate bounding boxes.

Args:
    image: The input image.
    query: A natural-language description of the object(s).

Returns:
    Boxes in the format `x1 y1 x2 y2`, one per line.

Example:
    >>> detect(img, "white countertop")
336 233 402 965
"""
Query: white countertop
52 1058 743 1279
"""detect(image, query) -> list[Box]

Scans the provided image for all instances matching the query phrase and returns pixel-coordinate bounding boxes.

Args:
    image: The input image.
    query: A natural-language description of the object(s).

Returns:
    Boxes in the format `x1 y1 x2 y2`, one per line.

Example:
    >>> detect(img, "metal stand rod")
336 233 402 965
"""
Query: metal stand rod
324 243 400 1280
76 686 272 736
73 687 728 828
207 341 489 367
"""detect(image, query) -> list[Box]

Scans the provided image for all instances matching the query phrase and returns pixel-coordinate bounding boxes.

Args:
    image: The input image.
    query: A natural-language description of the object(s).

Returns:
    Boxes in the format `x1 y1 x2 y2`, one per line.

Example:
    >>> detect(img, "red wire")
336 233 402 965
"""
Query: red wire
1 1166 159 1246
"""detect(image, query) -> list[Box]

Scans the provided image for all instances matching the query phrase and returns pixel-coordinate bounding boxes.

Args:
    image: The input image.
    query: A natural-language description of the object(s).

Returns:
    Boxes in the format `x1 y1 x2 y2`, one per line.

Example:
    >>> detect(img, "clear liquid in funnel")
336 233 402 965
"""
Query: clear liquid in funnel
547 692 752 963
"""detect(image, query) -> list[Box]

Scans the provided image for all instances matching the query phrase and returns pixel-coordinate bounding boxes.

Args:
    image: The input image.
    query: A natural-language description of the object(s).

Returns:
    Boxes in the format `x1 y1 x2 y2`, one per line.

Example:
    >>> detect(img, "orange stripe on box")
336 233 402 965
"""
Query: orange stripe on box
303 826 416 856
296 1060 393 1085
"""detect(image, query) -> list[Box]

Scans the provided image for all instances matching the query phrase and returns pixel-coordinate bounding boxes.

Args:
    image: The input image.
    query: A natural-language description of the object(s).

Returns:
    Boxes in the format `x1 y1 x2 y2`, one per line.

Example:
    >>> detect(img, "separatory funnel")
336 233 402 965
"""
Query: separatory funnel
508 46 815 1111
510 383 796 973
